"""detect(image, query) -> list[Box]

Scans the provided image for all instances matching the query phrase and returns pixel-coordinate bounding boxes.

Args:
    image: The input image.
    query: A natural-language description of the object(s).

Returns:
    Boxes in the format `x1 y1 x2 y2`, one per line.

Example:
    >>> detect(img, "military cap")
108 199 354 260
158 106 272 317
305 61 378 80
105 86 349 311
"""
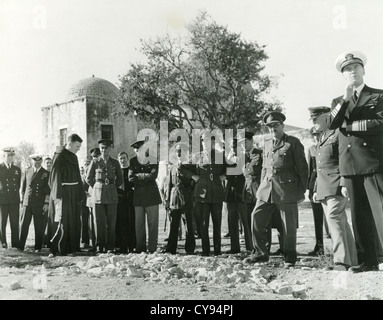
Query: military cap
2 147 15 155
89 147 101 156
130 140 145 149
29 153 44 161
335 50 367 72
97 139 113 146
308 106 331 120
263 111 286 126
309 126 322 136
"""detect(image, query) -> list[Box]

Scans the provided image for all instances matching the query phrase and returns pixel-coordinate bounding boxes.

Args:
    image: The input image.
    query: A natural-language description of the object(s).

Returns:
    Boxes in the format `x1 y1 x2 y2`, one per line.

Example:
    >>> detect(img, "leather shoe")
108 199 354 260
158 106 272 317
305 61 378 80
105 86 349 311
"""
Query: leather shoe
243 254 269 263
283 262 295 269
349 263 379 273
325 263 349 271
225 249 240 254
270 248 284 256
307 247 324 256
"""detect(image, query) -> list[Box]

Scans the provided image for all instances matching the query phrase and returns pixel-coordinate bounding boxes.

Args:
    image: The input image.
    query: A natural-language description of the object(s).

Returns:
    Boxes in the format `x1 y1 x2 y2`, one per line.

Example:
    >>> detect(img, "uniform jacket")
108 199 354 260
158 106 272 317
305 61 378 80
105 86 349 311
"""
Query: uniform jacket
193 150 226 204
257 134 308 204
165 162 195 210
86 157 123 205
243 147 263 203
313 128 343 201
128 156 162 207
307 145 317 193
20 167 50 207
0 162 21 204
329 85 383 176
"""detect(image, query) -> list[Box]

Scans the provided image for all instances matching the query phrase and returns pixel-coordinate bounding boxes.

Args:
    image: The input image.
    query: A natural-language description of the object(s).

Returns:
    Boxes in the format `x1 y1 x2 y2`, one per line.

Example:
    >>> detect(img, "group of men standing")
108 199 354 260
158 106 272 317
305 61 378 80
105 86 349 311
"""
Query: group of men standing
0 50 382 274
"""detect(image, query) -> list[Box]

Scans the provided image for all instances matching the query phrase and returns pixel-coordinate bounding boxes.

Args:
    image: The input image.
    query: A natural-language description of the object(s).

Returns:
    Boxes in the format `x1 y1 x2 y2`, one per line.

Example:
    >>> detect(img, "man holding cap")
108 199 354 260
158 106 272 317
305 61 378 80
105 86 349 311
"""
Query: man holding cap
86 139 123 253
0 147 21 249
246 111 308 268
19 154 50 252
330 50 383 272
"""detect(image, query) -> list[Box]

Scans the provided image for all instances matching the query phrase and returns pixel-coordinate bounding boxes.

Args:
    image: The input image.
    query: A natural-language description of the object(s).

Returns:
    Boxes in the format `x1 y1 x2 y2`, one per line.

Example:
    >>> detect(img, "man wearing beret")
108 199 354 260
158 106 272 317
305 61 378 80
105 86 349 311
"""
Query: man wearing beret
19 154 50 252
128 139 162 253
329 50 383 272
86 140 123 253
246 111 308 268
0 147 21 249
48 134 86 256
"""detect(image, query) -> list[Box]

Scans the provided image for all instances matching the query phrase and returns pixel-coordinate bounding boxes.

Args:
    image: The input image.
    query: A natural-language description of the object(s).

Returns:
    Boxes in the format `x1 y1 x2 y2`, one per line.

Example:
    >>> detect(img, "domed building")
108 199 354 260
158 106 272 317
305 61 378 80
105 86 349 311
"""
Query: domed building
41 76 141 163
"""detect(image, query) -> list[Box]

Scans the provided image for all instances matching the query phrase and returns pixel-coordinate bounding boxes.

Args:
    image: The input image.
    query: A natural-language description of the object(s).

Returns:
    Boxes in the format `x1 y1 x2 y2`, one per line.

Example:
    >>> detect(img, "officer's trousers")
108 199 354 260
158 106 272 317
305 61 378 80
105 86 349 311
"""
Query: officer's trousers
252 200 298 264
227 202 253 252
321 195 357 266
310 200 325 250
345 173 383 265
94 203 117 251
19 205 45 250
135 205 159 253
0 204 19 248
199 202 222 255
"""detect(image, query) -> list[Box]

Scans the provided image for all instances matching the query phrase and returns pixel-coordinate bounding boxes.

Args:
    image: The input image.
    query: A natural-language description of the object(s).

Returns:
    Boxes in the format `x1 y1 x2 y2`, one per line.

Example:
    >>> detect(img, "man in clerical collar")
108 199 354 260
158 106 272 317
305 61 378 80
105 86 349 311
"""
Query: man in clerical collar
0 147 21 249
86 139 123 253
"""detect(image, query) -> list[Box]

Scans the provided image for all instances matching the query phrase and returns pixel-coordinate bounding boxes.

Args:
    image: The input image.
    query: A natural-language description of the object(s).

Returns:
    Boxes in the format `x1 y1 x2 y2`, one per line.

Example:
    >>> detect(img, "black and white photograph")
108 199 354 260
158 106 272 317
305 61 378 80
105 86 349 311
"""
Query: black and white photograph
1 0 383 307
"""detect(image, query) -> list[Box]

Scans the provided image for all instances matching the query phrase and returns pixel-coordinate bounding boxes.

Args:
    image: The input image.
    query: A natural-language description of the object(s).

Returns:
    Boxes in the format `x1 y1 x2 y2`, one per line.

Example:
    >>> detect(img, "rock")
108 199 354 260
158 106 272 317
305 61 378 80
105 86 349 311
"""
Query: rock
86 267 103 276
292 285 307 299
85 257 100 269
9 280 22 290
268 281 293 295
126 266 144 278
250 267 271 280
108 256 126 265
198 285 208 292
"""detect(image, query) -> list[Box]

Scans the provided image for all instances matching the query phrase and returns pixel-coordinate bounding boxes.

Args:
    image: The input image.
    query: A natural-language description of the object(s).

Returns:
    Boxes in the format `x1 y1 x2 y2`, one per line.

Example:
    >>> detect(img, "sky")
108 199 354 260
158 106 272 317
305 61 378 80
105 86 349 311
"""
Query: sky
1 0 383 151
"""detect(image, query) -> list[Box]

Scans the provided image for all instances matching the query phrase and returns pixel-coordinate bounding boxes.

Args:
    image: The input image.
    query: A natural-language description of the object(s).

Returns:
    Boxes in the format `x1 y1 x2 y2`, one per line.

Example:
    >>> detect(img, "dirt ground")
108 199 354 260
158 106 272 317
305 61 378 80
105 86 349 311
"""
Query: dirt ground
1 201 383 303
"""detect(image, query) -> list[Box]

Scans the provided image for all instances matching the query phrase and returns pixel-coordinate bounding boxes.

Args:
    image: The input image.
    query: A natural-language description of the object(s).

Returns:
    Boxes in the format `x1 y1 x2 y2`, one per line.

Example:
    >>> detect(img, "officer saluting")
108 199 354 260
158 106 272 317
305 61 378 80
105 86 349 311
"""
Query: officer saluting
86 139 123 253
246 111 308 268
329 50 383 272
0 147 21 249
19 154 50 252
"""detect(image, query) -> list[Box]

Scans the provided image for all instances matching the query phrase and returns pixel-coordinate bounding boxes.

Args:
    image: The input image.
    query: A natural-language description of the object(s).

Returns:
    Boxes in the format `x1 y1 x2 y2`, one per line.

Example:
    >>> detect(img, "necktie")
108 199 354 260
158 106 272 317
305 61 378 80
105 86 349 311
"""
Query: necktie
352 90 358 104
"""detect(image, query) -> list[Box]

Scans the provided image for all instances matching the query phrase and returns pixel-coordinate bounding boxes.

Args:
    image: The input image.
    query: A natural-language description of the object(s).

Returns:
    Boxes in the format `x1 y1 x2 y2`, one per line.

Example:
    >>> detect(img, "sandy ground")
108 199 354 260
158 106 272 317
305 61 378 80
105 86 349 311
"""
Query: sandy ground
0 201 382 303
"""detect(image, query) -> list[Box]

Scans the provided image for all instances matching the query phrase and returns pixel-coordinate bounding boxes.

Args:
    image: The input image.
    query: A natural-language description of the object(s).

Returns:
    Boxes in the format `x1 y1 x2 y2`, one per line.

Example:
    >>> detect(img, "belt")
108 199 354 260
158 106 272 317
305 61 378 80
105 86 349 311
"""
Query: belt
96 179 114 185
62 182 79 186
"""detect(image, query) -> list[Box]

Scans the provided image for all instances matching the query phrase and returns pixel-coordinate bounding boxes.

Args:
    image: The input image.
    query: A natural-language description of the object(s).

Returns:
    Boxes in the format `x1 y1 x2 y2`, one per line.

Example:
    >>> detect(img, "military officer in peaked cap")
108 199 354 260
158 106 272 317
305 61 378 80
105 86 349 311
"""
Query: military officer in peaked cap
128 139 163 253
329 50 383 272
309 107 357 270
306 111 328 256
19 154 50 252
246 111 308 268
86 139 123 253
0 147 21 249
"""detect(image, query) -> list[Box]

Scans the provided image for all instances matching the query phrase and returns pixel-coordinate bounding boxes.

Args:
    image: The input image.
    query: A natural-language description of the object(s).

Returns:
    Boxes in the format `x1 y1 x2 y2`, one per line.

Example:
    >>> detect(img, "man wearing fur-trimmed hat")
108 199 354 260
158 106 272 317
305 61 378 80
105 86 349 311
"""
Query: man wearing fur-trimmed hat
19 154 50 252
245 111 308 268
0 147 21 249
330 50 383 273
